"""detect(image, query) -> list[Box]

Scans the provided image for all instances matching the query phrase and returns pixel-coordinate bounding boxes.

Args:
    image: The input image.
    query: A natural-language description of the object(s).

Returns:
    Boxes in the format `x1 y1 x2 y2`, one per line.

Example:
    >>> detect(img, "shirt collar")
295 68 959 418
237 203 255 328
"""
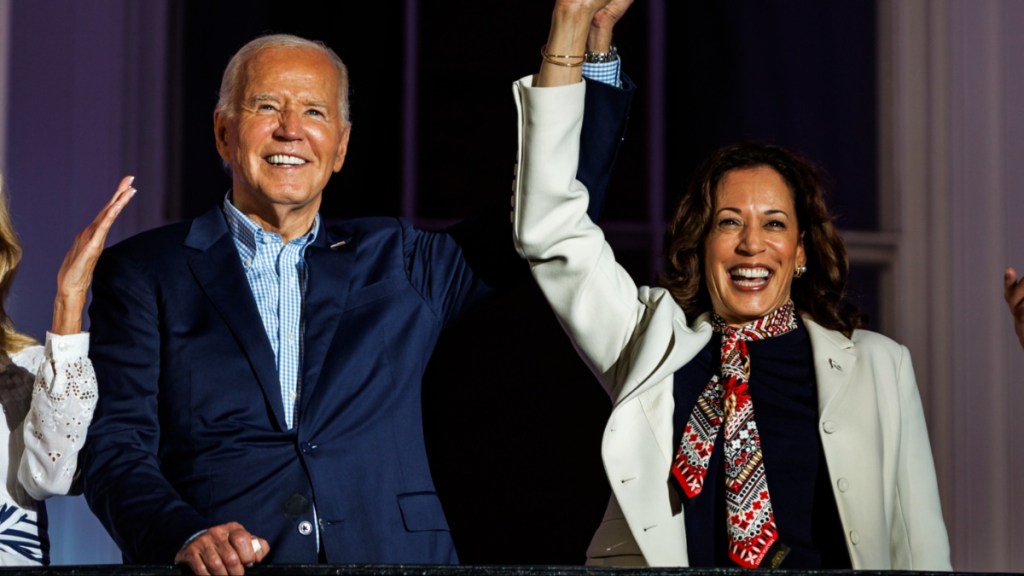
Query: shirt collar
222 191 320 252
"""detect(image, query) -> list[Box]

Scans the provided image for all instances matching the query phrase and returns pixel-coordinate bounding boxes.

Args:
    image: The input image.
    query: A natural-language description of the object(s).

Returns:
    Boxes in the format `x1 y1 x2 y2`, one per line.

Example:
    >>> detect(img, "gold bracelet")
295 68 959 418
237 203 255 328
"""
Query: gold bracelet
541 44 584 68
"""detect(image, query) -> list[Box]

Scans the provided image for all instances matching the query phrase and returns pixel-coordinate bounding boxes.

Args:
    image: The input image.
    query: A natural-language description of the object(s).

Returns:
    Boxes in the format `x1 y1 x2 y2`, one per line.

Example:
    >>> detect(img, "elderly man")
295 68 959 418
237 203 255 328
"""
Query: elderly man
81 1 634 573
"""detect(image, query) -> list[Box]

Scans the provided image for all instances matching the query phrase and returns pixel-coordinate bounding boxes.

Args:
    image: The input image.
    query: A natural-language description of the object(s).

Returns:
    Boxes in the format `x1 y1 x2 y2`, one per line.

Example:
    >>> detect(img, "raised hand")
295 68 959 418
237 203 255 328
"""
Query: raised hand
589 0 634 52
51 175 136 335
540 0 632 87
1005 267 1024 350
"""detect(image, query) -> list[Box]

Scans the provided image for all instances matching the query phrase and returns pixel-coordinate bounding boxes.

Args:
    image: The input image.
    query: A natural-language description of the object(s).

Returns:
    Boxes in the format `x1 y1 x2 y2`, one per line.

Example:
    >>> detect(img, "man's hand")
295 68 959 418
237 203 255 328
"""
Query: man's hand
1004 267 1024 350
589 0 635 53
174 522 270 576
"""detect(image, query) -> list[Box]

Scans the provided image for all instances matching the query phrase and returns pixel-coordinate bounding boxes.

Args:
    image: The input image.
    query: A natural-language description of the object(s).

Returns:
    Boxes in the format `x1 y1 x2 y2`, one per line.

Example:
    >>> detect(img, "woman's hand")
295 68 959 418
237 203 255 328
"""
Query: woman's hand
1005 267 1024 350
51 176 137 335
539 0 621 87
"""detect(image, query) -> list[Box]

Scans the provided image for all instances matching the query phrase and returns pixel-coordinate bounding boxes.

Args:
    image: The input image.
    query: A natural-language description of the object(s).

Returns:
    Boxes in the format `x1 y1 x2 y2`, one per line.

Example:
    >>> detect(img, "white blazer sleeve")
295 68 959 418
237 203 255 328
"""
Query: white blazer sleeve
18 332 97 500
511 76 651 398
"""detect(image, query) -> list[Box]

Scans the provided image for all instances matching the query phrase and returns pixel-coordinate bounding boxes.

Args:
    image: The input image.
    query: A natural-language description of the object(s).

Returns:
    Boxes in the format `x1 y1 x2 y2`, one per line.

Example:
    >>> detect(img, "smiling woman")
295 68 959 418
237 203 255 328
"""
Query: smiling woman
662 144 859 337
512 60 953 568
700 166 806 327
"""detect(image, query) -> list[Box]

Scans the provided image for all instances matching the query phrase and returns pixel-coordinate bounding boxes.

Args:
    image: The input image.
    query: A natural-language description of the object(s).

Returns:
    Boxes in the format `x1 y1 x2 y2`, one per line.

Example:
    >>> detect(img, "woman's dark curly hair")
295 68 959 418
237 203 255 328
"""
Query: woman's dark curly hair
658 143 863 337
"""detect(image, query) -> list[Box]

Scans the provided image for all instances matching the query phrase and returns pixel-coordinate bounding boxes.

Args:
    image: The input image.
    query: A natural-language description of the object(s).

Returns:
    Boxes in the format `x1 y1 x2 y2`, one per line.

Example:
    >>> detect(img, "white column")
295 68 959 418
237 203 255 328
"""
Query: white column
877 0 957 554
995 2 1024 569
879 0 1024 570
948 1 1013 569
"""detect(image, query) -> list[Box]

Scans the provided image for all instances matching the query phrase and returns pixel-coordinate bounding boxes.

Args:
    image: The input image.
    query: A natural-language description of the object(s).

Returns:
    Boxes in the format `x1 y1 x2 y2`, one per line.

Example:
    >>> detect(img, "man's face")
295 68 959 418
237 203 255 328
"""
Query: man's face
214 46 350 217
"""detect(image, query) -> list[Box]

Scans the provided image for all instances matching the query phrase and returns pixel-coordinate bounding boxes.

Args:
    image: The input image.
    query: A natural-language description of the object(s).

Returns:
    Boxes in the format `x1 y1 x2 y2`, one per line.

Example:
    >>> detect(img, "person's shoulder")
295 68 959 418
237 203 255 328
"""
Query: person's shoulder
94 219 195 282
326 216 434 249
850 328 903 351
107 219 191 253
803 317 907 358
327 215 410 236
848 328 912 370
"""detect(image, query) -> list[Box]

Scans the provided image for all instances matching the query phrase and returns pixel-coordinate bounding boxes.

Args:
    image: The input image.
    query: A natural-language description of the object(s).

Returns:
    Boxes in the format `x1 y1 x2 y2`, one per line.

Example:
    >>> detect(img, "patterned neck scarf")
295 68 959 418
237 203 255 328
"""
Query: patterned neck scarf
672 301 798 568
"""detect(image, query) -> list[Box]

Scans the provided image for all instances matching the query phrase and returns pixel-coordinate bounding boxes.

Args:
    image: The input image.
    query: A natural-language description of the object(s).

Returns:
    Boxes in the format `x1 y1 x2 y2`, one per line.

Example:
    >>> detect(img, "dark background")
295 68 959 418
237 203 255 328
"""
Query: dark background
170 1 876 564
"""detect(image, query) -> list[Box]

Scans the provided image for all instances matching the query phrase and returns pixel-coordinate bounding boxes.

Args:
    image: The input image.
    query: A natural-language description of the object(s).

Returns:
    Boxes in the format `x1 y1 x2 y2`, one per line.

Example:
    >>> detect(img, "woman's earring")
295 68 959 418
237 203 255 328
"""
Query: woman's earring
794 264 807 278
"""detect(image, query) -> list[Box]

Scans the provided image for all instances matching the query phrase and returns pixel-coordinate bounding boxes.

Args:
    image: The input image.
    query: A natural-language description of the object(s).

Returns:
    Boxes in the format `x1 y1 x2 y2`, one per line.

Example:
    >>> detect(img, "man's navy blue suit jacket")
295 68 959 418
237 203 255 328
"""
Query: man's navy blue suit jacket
81 77 634 565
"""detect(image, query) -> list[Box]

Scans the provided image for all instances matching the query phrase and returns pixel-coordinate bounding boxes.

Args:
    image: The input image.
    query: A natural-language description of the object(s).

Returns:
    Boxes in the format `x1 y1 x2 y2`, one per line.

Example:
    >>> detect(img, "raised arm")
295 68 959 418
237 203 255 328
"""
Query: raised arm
446 0 634 289
18 176 135 500
513 1 659 398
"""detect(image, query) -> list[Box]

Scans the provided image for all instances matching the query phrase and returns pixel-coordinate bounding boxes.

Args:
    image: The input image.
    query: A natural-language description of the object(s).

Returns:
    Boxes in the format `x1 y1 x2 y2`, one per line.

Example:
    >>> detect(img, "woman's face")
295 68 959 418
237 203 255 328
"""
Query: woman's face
703 166 806 326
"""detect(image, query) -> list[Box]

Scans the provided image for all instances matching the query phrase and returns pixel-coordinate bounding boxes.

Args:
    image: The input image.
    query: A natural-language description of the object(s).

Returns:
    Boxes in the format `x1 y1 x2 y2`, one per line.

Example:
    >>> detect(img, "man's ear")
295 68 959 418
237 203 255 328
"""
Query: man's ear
333 124 352 173
213 110 232 162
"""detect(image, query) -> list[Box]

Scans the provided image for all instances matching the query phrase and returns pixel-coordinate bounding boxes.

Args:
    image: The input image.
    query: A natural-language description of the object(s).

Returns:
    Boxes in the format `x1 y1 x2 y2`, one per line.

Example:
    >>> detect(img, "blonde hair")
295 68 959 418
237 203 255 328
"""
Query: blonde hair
0 175 38 353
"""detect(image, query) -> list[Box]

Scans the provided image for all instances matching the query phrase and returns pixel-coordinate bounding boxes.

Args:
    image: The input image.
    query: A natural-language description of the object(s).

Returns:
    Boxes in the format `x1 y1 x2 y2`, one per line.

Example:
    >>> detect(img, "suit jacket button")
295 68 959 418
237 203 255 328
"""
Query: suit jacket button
298 520 313 536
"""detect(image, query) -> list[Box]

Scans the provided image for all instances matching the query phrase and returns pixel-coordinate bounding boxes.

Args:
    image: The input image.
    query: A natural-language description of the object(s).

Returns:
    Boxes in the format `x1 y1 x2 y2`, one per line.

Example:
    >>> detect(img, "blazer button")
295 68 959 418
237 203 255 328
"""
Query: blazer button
298 520 313 536
822 420 838 434
849 530 860 545
837 477 850 492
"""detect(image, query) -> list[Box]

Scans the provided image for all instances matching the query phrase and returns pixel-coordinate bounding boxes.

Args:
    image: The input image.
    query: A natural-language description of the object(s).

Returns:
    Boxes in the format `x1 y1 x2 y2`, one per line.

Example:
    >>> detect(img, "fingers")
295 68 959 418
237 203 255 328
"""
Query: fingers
174 522 269 576
65 176 137 270
1005 267 1024 350
1005 266 1020 296
597 0 633 24
105 175 136 208
229 531 269 567
56 176 136 286
588 0 632 53
1005 267 1024 312
93 175 137 238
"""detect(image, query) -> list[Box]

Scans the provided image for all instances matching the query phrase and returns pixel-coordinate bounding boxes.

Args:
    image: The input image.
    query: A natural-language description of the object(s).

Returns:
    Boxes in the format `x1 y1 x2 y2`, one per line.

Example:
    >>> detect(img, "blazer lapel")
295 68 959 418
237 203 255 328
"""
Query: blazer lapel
298 224 355 416
184 208 288 430
803 316 858 416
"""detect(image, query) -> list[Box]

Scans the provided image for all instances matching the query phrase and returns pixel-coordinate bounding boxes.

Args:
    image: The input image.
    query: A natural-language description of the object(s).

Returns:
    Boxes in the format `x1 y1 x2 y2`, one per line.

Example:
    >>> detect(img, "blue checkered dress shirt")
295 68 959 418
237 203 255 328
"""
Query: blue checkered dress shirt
223 195 318 430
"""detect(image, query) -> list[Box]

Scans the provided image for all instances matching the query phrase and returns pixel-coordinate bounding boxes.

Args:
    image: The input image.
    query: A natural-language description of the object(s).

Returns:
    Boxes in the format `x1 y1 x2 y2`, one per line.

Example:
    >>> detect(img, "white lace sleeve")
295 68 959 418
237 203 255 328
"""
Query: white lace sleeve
17 332 97 500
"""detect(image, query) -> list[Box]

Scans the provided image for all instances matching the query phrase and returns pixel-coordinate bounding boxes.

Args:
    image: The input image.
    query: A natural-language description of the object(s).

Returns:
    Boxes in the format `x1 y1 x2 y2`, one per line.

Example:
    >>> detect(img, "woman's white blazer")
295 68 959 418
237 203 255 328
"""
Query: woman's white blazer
511 76 951 571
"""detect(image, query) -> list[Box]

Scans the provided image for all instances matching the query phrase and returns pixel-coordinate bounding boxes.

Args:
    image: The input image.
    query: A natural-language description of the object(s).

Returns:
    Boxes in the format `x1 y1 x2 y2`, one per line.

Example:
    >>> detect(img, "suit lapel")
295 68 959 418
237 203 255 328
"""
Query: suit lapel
298 224 355 416
184 208 288 430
